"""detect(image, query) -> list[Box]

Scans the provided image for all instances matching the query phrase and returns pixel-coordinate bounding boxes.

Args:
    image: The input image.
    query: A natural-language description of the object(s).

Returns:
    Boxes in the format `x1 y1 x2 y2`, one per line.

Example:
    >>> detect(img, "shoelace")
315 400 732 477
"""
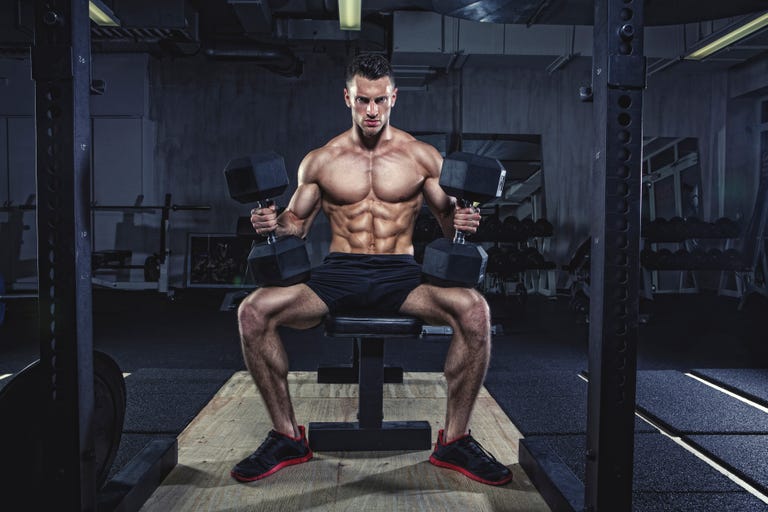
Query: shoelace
461 433 501 465
248 431 282 460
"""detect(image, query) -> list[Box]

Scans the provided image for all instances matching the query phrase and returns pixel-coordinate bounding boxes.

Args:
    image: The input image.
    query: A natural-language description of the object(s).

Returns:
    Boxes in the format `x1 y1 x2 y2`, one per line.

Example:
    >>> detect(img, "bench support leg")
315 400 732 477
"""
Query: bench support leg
309 336 431 451
317 340 403 384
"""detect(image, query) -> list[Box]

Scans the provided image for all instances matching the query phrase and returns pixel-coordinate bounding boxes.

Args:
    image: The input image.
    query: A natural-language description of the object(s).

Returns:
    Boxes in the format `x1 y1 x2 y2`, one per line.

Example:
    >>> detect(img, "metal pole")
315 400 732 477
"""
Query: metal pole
586 0 645 509
32 0 96 509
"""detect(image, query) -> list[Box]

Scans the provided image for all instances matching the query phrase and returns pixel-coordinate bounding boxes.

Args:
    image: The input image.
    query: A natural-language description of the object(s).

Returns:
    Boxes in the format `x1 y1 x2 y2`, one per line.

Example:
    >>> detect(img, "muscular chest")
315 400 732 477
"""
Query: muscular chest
322 152 423 204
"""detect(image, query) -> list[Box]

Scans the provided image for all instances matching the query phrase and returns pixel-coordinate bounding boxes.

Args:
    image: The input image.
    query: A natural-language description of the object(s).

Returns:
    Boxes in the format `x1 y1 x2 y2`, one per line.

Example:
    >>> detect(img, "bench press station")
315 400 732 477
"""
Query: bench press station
308 314 435 452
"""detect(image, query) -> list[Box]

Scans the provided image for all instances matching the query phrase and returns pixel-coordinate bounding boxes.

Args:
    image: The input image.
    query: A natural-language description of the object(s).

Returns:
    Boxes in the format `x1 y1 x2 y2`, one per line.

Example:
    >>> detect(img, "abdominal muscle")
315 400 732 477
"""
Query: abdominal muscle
324 195 421 255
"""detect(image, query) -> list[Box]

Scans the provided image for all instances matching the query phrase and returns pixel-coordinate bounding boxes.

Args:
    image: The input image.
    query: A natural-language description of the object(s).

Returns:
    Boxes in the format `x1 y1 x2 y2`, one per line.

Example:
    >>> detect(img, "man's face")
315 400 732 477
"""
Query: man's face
344 75 397 138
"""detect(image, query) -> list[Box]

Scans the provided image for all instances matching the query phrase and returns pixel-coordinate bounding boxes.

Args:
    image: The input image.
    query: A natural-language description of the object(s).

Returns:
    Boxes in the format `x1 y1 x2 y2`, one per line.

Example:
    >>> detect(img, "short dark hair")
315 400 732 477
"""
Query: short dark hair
345 53 395 88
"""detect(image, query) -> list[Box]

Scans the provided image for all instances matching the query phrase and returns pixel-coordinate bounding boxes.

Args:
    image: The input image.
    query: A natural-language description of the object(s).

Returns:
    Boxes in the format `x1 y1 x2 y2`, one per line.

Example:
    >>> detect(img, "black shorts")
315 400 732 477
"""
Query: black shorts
306 252 422 315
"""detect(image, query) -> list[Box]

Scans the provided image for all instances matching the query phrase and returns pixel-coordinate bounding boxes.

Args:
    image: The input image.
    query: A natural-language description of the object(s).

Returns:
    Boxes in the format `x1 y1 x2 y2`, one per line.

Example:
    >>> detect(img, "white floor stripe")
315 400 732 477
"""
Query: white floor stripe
685 372 768 414
577 371 768 504
634 410 768 505
0 374 11 381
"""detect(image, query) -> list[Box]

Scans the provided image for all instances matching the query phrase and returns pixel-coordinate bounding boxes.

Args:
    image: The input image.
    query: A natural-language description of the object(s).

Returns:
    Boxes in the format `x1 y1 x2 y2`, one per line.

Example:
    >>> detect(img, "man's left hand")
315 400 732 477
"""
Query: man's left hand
454 205 481 234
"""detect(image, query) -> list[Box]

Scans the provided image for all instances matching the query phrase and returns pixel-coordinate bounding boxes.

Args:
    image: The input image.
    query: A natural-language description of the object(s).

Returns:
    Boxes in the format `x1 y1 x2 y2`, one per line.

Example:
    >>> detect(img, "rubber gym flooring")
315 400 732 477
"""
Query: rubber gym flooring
1 287 767 511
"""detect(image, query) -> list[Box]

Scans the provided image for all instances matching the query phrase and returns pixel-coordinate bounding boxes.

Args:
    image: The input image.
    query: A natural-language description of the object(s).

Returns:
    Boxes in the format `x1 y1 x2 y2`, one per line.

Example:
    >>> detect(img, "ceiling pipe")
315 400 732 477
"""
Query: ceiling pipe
203 42 303 77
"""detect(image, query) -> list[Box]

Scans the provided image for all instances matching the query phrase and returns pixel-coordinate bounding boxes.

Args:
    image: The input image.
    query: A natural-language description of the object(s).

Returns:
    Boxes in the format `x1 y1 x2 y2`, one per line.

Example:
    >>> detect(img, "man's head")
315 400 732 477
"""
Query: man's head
345 53 395 88
344 54 397 138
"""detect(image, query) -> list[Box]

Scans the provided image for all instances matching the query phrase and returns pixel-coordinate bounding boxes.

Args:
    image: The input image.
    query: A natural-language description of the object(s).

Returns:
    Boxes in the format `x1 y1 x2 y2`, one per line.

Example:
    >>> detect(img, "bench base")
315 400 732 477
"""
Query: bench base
317 364 403 384
308 421 432 451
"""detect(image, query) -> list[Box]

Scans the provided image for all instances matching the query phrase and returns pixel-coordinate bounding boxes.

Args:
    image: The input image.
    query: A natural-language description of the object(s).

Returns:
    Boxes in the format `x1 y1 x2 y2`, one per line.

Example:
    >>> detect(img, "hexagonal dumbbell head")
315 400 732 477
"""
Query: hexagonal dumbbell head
422 238 488 288
439 152 506 205
224 151 289 204
248 235 311 287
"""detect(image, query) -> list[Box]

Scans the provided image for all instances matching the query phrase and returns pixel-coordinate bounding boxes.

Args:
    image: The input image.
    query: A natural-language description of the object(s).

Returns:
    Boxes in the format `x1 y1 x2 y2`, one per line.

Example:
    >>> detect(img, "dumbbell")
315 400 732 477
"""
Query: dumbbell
690 248 707 269
534 218 553 237
723 248 744 270
502 216 521 242
421 152 506 287
520 218 535 239
224 151 311 286
640 248 658 269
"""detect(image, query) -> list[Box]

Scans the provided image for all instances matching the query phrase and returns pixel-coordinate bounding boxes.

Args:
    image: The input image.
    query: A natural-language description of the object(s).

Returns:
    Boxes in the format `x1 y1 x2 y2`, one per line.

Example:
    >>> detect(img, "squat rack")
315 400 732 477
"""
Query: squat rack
11 0 764 511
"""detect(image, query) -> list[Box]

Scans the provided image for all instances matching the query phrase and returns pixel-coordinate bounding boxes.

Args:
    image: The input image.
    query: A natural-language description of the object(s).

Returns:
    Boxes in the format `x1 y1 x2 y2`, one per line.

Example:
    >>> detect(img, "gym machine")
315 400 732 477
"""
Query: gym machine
90 193 211 297
0 2 176 510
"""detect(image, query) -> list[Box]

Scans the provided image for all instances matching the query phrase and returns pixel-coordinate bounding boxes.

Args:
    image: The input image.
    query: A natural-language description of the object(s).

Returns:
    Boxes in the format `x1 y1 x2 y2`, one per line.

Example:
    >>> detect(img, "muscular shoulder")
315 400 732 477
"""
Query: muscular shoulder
298 142 343 183
397 132 443 178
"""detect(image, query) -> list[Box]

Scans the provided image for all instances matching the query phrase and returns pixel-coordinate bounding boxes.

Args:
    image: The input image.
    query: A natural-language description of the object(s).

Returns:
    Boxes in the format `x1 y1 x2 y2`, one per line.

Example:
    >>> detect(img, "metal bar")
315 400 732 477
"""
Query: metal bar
32 0 96 509
0 293 38 299
358 338 384 429
586 0 645 510
3 203 212 210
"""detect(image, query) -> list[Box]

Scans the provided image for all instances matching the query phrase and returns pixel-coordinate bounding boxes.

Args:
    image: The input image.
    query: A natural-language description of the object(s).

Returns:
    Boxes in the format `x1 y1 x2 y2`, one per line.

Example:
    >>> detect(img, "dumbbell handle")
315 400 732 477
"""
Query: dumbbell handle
255 200 278 244
453 199 472 245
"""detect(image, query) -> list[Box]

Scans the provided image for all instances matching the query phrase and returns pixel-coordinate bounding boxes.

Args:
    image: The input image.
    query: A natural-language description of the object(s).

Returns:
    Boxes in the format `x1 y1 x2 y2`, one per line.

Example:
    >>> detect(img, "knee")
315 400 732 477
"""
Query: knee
237 291 275 335
454 291 491 341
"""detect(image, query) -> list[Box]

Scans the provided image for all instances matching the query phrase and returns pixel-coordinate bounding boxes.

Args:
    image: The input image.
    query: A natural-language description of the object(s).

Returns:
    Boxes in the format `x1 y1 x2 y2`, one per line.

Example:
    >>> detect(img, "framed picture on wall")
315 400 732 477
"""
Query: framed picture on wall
186 233 254 288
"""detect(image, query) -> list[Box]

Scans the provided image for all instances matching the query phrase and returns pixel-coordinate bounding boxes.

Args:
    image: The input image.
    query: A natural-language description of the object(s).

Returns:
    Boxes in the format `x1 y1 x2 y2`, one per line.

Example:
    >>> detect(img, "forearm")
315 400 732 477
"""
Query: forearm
436 206 456 239
275 209 310 239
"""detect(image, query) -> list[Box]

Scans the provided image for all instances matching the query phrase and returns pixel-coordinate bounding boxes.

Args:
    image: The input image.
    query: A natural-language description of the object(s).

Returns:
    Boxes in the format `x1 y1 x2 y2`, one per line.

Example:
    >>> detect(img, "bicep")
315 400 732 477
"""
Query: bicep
421 149 454 217
423 175 453 218
281 155 322 233
285 181 321 221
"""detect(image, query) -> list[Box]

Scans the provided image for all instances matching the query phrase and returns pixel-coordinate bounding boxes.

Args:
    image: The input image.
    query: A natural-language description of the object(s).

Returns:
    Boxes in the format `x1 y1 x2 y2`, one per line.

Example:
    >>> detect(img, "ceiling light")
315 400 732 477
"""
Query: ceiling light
89 0 120 27
338 0 361 31
685 11 768 60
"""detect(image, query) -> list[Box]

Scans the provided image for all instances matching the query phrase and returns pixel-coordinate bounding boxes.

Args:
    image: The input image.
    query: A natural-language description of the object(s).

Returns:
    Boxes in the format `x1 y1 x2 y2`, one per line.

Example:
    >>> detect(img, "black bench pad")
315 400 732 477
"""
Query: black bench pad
325 315 423 338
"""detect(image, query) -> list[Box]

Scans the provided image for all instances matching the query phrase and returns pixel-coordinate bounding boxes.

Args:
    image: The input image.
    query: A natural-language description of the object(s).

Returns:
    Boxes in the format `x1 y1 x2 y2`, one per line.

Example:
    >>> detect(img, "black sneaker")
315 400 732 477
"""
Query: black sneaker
429 429 513 486
231 425 313 482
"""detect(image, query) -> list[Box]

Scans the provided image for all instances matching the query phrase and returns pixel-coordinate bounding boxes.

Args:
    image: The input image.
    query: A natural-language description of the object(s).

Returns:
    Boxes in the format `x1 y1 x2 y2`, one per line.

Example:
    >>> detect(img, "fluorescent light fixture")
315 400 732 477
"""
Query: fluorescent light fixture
685 10 768 60
89 0 120 27
338 0 361 31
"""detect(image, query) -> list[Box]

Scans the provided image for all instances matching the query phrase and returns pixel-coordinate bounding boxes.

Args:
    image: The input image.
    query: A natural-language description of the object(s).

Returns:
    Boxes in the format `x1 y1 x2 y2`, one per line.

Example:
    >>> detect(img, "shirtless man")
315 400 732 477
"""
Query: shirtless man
231 53 512 486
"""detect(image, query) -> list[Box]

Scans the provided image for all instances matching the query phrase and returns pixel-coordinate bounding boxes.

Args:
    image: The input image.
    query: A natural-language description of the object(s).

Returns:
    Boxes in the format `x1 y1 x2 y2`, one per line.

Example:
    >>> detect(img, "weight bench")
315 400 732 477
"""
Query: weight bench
308 314 433 451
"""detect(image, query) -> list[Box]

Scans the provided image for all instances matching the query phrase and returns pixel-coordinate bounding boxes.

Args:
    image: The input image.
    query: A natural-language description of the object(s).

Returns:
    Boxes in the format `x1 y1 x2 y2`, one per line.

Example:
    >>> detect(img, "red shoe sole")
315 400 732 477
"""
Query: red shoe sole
231 451 313 483
429 455 513 486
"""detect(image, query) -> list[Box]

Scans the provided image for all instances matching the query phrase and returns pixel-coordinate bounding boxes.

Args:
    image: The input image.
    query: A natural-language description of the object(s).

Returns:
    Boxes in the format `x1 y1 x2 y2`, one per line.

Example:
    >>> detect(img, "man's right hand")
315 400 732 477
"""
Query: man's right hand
251 203 278 236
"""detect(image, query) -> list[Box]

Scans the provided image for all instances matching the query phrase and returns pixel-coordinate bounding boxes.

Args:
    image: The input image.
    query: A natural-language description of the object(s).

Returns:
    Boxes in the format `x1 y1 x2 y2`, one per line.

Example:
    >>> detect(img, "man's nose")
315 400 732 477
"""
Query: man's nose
366 102 378 117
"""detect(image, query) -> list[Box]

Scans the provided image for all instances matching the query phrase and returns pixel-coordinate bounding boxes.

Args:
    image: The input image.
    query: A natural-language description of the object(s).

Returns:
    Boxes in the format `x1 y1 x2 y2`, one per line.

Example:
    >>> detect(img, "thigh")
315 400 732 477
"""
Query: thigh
243 283 329 330
398 283 485 328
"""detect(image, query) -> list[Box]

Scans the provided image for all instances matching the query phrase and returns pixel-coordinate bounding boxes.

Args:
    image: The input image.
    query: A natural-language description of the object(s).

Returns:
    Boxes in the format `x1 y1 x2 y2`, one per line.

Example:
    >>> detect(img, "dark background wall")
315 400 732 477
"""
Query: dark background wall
2 46 768 289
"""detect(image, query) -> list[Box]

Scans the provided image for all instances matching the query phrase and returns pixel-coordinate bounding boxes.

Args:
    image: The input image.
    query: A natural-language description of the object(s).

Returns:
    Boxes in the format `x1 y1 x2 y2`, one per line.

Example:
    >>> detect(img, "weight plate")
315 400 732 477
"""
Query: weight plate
0 351 126 499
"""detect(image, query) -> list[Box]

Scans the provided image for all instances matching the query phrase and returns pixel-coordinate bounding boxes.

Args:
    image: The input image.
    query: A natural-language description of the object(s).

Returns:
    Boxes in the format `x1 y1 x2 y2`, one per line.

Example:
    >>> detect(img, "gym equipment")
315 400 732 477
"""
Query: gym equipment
486 246 507 275
309 314 432 451
90 193 210 297
534 218 554 237
0 351 126 504
714 217 740 238
224 151 311 287
1 195 209 298
475 209 502 242
520 218 536 238
421 152 506 287
0 275 37 327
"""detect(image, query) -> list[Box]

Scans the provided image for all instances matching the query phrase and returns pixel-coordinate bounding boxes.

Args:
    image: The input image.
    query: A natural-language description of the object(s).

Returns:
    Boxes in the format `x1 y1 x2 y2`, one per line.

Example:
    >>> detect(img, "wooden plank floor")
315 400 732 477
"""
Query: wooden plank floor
140 371 551 512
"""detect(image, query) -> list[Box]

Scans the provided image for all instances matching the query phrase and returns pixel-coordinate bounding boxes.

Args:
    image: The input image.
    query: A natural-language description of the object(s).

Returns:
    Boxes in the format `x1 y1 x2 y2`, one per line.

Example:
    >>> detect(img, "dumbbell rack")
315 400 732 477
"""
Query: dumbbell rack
476 210 557 299
640 216 744 299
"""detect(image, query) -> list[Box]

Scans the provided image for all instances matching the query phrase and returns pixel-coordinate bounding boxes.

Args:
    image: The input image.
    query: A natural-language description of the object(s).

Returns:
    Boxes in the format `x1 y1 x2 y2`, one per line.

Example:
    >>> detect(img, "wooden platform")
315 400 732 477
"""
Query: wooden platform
139 371 551 511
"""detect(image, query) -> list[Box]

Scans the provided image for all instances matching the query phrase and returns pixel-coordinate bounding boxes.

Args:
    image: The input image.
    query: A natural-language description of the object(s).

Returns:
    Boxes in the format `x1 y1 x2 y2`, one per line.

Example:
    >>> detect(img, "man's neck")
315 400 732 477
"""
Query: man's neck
352 124 392 151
